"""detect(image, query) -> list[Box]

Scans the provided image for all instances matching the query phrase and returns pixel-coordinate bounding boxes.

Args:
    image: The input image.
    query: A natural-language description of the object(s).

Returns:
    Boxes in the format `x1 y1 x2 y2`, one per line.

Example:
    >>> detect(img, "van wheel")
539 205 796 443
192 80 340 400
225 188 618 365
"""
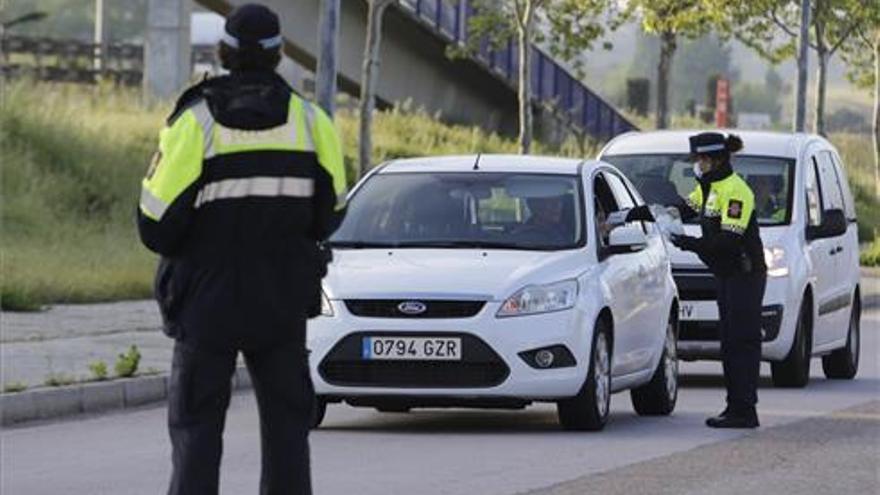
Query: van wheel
771 299 811 388
822 298 860 379
311 397 327 429
557 319 612 431
631 314 678 416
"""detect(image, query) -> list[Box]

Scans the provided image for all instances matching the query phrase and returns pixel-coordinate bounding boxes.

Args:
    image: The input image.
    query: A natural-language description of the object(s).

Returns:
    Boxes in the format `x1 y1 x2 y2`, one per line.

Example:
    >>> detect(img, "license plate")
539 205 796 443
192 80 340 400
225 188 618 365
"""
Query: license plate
679 301 718 321
362 337 462 361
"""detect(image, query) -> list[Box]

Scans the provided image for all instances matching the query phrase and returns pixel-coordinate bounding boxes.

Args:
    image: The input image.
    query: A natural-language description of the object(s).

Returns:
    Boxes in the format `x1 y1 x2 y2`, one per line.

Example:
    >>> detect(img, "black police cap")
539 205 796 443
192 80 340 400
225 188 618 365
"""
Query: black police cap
222 3 282 51
689 132 727 156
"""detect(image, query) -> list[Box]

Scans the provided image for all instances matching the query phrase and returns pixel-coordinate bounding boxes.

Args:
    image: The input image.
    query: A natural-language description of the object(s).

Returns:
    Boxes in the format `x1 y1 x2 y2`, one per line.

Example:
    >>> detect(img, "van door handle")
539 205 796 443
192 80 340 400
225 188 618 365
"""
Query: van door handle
835 246 843 254
829 248 837 256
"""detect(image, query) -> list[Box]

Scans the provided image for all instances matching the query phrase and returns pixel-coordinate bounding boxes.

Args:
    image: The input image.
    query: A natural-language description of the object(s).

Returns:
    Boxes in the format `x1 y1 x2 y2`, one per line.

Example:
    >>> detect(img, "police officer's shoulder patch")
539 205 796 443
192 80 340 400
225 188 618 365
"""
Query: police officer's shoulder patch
727 199 743 219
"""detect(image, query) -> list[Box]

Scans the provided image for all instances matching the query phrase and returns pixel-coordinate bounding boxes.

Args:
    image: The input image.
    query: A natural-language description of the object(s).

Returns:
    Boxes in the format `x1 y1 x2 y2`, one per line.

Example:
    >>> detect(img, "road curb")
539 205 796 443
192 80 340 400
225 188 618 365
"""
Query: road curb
0 366 252 426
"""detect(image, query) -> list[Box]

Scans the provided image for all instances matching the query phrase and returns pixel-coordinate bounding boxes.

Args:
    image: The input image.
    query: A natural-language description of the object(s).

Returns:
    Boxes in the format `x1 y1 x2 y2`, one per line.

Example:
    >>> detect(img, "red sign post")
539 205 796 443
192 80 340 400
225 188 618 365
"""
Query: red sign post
715 77 730 128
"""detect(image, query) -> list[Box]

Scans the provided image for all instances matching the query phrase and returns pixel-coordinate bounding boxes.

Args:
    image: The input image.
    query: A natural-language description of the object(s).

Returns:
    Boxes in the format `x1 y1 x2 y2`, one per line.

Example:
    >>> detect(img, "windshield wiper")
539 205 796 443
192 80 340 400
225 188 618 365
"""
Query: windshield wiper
390 240 536 250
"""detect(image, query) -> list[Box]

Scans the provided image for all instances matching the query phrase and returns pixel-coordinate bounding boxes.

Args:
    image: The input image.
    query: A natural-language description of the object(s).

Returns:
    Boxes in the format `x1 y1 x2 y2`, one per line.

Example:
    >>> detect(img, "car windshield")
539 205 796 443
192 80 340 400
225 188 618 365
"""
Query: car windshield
330 172 584 250
602 154 794 225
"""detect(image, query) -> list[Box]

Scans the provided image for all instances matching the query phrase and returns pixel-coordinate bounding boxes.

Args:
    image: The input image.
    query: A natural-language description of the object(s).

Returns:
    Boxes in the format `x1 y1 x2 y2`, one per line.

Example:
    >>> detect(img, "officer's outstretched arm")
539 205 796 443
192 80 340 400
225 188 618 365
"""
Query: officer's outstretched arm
310 104 347 241
137 110 205 255
674 186 702 221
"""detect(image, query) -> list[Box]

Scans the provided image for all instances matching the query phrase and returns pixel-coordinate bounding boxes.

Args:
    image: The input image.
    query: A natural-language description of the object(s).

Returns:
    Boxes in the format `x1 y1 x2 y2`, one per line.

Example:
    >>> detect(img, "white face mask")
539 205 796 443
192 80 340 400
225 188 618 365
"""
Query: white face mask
693 162 703 178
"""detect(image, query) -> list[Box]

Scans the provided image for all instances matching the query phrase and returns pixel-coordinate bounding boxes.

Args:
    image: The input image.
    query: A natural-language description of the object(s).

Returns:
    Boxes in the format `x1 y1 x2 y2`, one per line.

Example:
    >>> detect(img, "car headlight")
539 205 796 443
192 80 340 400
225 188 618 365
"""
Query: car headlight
497 280 578 318
320 290 334 317
764 247 789 278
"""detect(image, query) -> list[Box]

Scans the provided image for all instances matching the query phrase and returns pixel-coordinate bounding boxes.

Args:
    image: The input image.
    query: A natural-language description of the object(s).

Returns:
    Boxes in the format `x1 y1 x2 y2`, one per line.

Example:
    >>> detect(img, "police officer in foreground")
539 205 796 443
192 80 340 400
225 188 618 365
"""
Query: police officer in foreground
627 132 766 428
137 4 347 493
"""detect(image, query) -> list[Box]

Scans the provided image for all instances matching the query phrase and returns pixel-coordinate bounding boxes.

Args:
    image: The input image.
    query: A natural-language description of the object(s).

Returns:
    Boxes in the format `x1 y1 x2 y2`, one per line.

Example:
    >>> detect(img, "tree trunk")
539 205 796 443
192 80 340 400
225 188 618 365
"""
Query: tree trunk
793 0 811 132
656 31 676 130
316 0 340 116
358 0 391 179
874 32 879 199
813 13 828 137
517 20 534 154
814 49 828 136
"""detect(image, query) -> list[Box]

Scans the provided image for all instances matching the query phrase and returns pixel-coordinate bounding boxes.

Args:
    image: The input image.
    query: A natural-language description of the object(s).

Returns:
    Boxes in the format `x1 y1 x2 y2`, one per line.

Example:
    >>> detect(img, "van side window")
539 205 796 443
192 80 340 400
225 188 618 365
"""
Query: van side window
805 157 823 227
816 152 845 212
827 151 857 221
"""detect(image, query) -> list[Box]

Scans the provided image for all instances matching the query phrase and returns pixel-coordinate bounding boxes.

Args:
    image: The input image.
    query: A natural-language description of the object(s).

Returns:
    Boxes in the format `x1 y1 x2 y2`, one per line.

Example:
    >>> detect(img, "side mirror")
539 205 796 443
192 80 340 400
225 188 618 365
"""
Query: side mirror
606 223 648 255
806 208 847 240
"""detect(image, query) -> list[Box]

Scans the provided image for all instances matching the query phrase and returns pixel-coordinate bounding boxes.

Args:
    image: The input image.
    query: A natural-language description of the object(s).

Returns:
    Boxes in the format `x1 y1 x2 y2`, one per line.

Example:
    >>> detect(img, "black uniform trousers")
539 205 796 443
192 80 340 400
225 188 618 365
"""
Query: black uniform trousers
167 320 314 495
715 270 766 415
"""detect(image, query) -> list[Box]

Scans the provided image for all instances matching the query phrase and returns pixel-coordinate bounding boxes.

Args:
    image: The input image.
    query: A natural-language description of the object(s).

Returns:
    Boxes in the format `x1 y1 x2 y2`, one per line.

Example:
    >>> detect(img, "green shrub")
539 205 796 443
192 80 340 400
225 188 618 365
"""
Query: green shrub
114 345 142 378
861 240 880 267
44 373 77 387
88 360 109 381
3 381 28 393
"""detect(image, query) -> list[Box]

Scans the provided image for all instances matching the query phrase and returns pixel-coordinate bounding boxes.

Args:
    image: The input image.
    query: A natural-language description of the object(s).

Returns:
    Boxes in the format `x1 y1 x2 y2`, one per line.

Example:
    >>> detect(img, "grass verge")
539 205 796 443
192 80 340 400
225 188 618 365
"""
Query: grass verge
1 82 593 310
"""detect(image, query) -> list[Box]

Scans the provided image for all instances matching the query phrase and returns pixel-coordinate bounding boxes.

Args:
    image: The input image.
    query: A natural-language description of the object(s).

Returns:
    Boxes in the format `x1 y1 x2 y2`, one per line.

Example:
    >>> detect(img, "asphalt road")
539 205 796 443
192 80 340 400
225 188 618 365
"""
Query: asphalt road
2 310 878 495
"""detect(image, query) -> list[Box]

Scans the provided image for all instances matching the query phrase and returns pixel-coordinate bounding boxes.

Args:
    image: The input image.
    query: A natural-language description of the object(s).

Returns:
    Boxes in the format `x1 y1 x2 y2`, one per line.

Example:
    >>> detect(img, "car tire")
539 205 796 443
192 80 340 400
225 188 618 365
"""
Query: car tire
630 313 678 416
771 298 811 388
557 318 612 431
311 396 327 429
822 297 860 379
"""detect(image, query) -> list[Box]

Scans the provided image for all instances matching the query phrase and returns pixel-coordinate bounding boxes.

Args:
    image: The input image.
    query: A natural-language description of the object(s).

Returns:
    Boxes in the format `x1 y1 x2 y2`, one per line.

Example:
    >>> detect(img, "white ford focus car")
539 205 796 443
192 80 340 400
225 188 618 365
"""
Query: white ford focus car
307 155 680 431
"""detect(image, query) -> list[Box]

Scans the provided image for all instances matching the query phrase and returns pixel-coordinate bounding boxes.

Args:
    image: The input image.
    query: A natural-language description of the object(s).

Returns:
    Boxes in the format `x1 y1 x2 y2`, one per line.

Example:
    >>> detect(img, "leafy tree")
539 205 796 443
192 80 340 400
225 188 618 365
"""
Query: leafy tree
839 23 879 196
716 0 878 136
460 0 613 154
623 1 715 129
625 32 735 116
358 0 395 177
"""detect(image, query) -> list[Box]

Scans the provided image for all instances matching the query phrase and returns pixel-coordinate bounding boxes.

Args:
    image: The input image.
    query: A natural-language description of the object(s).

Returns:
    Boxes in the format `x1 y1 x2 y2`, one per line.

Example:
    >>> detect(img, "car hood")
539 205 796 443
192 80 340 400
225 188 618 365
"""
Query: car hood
323 248 588 301
669 224 788 269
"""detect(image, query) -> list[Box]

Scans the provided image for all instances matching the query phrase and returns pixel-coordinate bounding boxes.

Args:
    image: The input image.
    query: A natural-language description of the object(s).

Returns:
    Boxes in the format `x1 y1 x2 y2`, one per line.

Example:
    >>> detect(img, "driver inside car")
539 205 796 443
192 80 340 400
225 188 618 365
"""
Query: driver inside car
515 195 570 244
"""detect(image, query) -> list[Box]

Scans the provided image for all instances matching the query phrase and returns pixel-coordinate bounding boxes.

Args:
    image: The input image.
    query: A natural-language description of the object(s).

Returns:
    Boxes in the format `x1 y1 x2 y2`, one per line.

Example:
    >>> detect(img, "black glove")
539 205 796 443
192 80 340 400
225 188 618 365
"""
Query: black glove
670 233 700 252
625 204 654 222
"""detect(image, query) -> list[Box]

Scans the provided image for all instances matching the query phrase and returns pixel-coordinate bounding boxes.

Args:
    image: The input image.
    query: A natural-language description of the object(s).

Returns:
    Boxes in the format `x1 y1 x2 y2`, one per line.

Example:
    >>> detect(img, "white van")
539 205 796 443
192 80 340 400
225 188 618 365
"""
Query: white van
599 131 862 388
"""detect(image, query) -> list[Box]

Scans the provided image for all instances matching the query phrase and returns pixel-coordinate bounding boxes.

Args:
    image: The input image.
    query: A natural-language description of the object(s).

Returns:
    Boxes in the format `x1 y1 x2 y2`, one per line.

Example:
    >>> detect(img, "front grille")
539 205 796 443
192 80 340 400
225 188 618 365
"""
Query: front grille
319 332 508 388
673 269 717 301
344 300 486 318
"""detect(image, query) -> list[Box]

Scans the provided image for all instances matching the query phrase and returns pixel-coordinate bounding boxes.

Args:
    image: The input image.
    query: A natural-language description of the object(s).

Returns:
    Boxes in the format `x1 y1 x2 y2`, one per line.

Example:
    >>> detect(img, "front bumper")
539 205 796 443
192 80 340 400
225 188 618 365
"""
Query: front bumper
306 300 593 401
673 269 798 361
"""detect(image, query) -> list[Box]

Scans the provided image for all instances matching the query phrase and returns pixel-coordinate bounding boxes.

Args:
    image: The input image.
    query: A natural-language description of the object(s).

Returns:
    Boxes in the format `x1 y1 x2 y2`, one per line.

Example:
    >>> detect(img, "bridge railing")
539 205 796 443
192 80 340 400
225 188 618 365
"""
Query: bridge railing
398 0 637 140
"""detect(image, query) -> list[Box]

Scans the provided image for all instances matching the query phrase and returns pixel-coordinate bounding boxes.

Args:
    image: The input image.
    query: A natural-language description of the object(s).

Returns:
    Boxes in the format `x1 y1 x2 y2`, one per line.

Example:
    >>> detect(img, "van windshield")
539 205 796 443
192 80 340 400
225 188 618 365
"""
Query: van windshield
602 154 795 225
330 172 584 250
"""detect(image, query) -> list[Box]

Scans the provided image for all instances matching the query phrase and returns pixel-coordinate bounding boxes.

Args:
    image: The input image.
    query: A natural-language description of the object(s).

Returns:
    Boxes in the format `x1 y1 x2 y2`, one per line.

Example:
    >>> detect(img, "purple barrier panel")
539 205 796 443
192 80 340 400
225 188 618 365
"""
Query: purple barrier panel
571 85 584 125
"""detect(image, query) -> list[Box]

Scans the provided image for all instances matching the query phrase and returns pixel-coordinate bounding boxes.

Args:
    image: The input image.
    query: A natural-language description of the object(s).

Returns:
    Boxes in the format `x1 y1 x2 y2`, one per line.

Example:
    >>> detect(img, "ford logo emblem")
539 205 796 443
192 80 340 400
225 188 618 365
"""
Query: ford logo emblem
397 301 427 315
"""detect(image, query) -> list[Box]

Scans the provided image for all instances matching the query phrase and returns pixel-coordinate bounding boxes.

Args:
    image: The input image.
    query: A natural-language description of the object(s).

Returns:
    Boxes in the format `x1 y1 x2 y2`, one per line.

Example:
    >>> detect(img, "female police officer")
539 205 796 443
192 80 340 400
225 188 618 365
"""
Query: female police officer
626 132 766 428
674 132 766 428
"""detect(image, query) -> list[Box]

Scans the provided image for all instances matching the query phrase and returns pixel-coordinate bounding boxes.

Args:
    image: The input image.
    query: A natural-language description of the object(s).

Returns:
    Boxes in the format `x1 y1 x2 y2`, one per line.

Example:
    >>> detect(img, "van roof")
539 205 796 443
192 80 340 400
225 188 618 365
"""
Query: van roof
600 130 830 160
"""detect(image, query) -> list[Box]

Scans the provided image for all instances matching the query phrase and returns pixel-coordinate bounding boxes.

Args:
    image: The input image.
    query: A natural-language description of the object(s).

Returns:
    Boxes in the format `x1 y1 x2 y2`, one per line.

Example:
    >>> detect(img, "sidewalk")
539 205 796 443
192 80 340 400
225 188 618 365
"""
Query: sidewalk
1 301 168 388
2 270 879 390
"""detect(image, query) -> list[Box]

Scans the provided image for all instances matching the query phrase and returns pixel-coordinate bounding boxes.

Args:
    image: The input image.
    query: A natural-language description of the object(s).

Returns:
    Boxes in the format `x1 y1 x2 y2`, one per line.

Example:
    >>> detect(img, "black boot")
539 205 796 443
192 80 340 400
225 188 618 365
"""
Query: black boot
705 409 759 429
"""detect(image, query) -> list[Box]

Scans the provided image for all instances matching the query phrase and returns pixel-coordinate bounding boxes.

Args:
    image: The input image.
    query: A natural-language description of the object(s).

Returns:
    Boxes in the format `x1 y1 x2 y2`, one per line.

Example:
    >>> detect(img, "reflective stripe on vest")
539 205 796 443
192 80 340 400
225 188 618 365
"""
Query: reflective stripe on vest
195 177 315 208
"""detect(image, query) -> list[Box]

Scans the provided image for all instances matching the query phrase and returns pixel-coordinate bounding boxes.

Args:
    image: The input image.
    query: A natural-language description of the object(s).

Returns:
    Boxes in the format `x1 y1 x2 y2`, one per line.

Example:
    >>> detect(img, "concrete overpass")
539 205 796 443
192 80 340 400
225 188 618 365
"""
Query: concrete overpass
195 0 635 142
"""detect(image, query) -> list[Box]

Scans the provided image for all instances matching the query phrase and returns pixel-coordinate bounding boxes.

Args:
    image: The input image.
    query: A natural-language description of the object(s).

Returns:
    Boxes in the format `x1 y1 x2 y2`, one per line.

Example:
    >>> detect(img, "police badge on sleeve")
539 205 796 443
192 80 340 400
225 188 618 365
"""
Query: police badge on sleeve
727 199 743 219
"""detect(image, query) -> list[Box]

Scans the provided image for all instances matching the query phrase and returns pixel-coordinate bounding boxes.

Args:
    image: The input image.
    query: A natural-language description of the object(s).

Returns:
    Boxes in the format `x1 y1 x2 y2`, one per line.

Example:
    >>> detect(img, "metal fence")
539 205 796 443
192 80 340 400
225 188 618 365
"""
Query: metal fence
398 0 637 140
0 36 216 86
